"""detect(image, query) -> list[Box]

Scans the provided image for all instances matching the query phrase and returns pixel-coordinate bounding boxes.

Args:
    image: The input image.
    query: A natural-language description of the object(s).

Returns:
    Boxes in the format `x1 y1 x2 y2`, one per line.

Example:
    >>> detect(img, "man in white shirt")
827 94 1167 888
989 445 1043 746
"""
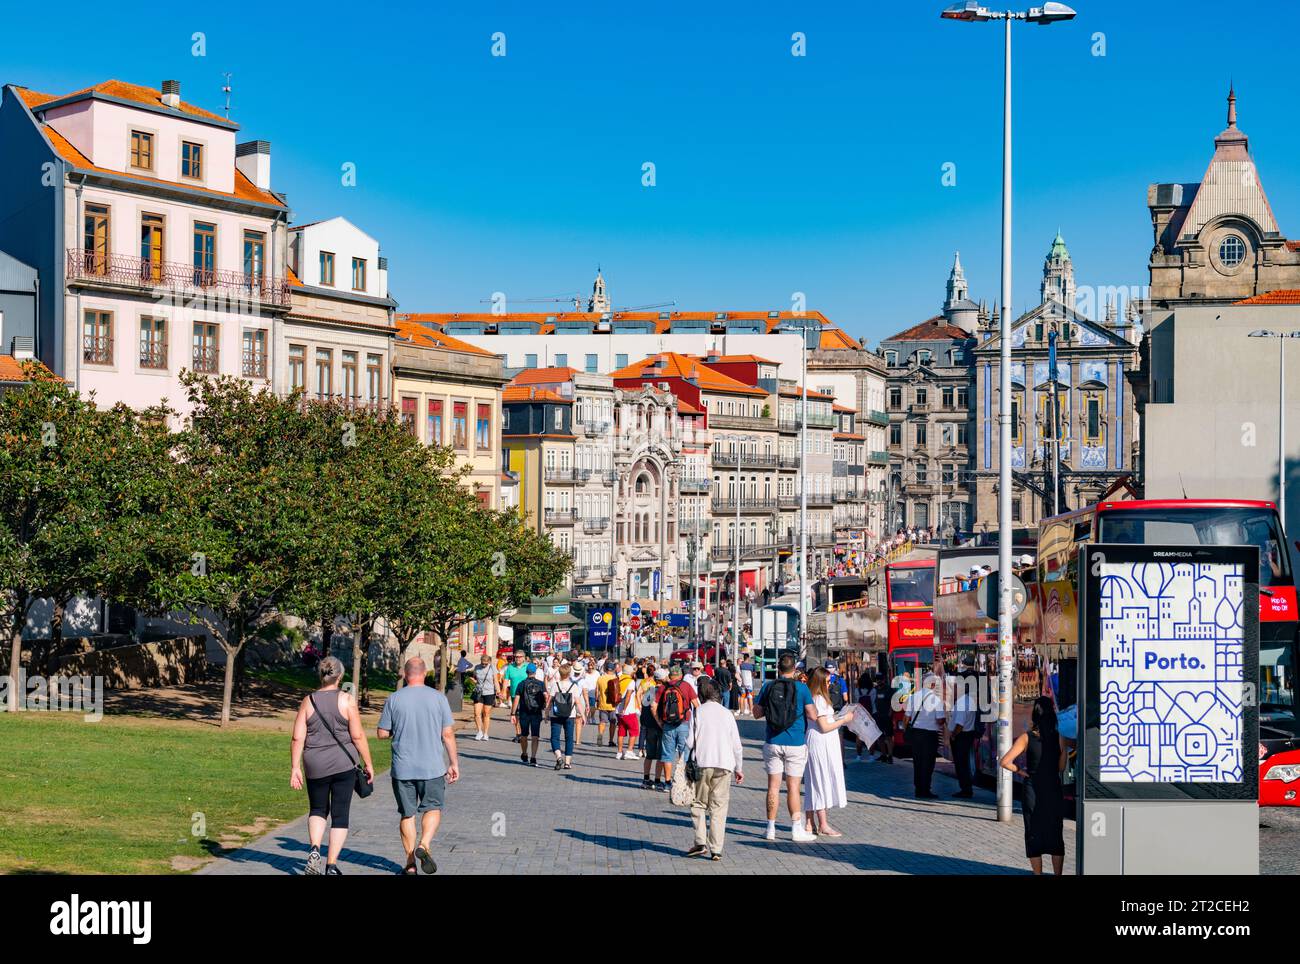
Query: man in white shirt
685 676 744 861
906 658 947 800
948 657 979 798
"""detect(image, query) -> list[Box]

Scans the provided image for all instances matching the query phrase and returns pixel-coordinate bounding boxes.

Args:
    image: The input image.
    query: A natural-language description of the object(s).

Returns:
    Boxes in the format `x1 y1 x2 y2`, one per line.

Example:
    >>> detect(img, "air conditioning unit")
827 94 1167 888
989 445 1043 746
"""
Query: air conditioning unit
10 336 34 360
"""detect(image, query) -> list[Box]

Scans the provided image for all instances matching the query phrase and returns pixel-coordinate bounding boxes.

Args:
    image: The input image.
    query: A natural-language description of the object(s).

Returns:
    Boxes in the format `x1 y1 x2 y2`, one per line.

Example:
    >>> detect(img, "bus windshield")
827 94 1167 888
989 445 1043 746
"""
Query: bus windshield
888 567 935 608
1098 506 1292 587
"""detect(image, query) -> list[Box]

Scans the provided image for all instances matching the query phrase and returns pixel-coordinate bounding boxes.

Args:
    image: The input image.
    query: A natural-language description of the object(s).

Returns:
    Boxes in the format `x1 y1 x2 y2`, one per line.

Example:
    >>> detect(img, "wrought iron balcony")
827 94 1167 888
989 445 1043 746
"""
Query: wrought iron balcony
242 350 268 379
191 345 220 374
543 508 578 525
138 341 167 370
67 249 292 308
583 516 610 532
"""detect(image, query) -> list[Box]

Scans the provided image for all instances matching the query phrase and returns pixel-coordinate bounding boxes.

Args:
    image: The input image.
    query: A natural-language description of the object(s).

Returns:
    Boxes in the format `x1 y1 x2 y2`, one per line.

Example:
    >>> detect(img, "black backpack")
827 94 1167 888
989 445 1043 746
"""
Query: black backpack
551 681 576 719
519 677 546 714
761 678 801 732
828 675 846 712
657 683 686 726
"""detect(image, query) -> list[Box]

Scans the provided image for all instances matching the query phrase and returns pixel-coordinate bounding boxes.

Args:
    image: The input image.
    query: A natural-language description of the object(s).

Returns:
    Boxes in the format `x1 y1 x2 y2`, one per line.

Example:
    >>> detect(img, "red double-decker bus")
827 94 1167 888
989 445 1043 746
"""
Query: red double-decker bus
884 559 936 750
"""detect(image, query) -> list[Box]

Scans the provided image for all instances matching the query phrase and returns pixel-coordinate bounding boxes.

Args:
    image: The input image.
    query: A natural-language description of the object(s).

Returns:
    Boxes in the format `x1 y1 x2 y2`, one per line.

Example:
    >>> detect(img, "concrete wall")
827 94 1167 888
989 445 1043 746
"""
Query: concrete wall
1143 303 1300 564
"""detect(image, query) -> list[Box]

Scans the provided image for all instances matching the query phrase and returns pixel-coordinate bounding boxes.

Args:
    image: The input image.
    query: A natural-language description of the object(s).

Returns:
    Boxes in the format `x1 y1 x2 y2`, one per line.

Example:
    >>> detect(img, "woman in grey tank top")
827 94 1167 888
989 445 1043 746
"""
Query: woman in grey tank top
291 656 375 875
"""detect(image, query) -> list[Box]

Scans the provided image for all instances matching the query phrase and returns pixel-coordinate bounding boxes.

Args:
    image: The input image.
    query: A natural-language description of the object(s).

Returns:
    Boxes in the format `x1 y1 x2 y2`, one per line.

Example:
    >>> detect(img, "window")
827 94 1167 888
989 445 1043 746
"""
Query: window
192 322 219 373
320 251 335 286
1084 394 1104 445
942 386 954 409
1034 322 1044 344
888 386 902 410
83 203 110 275
555 354 568 368
243 231 266 285
453 402 468 448
83 310 113 364
942 463 955 485
915 422 927 447
889 423 902 446
616 353 628 369
351 257 366 291
916 350 931 366
1012 495 1022 523
585 354 598 373
428 399 444 445
956 386 968 409
476 403 491 449
315 348 333 398
915 463 927 484
525 354 538 369
401 397 417 435
242 329 268 378
956 422 968 446
1219 235 1246 268
915 388 927 407
140 213 164 281
1010 390 1024 446
139 316 166 369
342 351 358 400
884 350 898 367
553 407 563 431
366 354 383 404
130 130 153 171
289 345 306 389
181 141 203 180
193 222 216 285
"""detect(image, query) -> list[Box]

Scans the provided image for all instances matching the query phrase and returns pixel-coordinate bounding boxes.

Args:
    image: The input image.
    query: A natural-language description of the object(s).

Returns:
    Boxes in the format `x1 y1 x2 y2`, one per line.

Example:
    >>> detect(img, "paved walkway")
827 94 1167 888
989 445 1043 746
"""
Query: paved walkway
201 708 1074 875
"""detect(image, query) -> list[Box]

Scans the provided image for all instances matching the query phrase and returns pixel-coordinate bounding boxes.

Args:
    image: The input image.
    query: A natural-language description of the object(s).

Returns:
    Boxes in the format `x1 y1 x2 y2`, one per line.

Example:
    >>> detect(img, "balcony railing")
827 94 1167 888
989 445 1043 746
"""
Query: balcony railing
866 410 890 427
82 334 112 365
710 451 778 469
67 249 292 308
708 412 775 432
910 402 931 414
778 455 800 469
679 477 710 493
242 350 268 380
192 346 219 374
544 469 577 483
711 497 780 513
577 419 611 435
868 450 889 465
138 342 167 370
807 491 834 507
544 508 578 525
583 516 610 532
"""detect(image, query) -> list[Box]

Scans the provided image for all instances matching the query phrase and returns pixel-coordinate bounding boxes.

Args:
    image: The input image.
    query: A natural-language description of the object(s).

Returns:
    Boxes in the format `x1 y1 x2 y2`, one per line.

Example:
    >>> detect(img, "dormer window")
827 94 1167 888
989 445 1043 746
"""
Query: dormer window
884 350 898 367
916 350 931 366
181 141 203 180
1218 235 1246 268
130 130 154 171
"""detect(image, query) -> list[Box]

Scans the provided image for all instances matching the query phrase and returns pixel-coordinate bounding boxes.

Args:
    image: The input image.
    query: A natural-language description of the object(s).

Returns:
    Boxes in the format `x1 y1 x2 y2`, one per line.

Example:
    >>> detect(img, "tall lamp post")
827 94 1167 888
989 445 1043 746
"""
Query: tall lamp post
1248 329 1300 532
941 0 1076 824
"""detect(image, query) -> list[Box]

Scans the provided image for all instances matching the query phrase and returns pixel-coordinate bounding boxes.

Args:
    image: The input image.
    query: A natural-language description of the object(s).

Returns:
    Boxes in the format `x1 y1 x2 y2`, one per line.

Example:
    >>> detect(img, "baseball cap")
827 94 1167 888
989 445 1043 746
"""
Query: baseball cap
823 660 837 671
526 663 537 674
654 668 669 681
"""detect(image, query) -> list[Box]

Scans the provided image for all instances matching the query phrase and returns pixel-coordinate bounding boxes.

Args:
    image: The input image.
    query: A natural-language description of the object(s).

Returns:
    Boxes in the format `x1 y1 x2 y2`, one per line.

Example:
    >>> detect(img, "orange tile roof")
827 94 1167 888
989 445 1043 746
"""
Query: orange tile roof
287 266 303 287
834 432 865 441
676 400 704 415
502 386 571 404
1234 289 1300 305
609 352 766 397
0 355 55 383
396 309 847 339
832 403 857 413
779 386 836 401
703 353 777 364
883 315 972 342
37 124 284 209
509 367 579 385
395 319 495 356
19 80 230 125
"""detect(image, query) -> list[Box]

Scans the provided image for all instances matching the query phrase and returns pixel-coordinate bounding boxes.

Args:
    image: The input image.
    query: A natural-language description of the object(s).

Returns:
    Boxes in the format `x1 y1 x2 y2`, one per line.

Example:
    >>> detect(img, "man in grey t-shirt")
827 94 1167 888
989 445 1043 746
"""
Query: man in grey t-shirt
378 657 459 875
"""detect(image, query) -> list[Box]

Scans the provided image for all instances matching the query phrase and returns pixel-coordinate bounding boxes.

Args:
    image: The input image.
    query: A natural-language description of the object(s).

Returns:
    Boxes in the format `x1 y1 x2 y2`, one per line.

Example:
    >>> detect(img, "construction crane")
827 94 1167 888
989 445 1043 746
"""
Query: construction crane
477 293 582 307
615 301 677 312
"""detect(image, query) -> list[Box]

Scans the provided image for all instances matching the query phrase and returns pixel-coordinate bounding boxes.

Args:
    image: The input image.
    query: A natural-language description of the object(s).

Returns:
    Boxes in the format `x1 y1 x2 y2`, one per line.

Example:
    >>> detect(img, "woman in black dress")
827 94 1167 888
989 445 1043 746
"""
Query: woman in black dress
1000 695 1066 875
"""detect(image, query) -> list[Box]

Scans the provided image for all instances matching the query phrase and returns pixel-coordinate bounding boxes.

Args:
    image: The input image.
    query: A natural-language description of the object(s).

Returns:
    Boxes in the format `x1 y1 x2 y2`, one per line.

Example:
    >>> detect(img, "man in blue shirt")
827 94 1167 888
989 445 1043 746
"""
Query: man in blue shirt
753 651 816 843
378 657 459 875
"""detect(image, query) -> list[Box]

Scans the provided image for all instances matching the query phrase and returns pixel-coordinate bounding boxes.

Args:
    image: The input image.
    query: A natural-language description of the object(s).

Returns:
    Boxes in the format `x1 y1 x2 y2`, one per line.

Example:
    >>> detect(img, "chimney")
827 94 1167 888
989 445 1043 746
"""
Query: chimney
235 140 272 191
161 80 181 109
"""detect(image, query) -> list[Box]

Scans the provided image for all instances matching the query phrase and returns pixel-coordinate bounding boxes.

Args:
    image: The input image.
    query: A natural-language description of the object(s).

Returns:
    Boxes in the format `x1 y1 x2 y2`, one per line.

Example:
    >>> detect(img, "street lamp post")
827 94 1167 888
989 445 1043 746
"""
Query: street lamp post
1248 329 1300 531
942 0 1076 824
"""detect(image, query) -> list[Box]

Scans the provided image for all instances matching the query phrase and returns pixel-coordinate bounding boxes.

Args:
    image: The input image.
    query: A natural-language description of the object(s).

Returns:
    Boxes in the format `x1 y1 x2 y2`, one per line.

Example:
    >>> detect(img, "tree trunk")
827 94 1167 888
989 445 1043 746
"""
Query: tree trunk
45 598 65 675
350 617 367 704
220 643 237 726
438 634 449 692
8 623 22 713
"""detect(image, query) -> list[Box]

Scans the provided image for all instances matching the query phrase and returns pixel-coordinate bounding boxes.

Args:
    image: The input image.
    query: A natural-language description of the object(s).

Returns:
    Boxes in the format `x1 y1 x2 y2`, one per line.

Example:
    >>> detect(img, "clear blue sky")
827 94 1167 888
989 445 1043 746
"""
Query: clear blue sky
5 0 1298 343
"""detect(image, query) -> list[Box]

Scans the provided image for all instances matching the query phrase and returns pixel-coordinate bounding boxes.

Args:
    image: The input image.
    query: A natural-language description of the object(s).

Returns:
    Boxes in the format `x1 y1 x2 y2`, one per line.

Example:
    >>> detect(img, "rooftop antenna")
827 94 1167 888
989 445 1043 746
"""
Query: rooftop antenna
1178 472 1189 500
221 73 233 119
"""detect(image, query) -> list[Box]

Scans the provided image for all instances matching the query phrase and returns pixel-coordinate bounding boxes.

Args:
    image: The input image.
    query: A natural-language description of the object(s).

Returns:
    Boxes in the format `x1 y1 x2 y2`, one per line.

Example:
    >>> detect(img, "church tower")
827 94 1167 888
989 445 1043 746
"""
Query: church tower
587 268 610 314
1041 231 1076 310
942 251 979 332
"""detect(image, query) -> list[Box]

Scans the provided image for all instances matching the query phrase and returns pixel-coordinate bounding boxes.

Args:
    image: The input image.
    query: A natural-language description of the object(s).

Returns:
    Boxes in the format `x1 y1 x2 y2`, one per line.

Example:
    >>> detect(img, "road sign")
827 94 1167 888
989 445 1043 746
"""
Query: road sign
587 606 617 649
551 604 569 615
630 602 641 616
629 616 641 630
652 569 660 596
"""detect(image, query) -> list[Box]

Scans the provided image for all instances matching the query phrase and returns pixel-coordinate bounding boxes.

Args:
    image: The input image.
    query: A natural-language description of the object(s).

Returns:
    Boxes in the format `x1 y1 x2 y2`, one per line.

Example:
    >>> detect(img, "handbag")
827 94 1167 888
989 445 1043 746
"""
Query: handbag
684 716 702 784
310 693 373 799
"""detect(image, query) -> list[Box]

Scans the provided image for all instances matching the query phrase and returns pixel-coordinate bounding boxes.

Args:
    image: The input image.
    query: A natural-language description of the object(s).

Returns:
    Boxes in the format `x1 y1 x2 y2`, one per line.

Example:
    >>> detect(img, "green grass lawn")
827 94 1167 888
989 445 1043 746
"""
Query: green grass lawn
0 712 390 874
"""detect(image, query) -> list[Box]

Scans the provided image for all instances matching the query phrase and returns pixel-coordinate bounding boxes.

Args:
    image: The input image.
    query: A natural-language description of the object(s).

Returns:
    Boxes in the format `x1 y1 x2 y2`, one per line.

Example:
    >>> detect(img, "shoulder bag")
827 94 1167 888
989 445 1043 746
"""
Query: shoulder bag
310 692 373 799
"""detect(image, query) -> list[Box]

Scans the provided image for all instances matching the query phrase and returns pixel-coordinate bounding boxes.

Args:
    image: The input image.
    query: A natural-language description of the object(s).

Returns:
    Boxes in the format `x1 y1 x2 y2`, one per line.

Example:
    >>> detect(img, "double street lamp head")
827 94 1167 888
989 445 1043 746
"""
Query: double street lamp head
1248 330 1300 339
940 2 1076 23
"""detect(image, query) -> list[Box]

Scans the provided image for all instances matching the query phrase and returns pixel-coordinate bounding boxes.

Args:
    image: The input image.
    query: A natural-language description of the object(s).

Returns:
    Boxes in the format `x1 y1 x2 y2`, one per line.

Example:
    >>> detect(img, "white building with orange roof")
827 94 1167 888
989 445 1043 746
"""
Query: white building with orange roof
0 79 292 422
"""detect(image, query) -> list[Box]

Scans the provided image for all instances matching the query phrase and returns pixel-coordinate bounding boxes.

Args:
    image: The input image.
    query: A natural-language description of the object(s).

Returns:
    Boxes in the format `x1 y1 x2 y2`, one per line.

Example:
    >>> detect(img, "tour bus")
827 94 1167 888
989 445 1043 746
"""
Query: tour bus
1036 498 1297 760
884 559 937 749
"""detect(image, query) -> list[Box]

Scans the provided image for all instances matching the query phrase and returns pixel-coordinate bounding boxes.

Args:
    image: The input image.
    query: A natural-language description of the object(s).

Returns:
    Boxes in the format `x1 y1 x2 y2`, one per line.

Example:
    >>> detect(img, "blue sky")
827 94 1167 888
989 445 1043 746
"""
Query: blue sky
5 0 1299 343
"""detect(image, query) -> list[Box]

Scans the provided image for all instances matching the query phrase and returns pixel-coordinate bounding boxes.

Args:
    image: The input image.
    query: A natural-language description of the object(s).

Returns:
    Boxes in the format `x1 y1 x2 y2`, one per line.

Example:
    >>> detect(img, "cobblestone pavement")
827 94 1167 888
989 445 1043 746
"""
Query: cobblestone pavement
201 709 1074 875
1260 807 1300 875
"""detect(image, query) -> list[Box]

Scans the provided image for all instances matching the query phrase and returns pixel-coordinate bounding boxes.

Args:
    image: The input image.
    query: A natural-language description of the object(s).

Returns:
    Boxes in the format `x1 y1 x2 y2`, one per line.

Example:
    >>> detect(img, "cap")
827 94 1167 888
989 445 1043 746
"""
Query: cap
654 668 669 681
969 565 982 574
823 660 837 671
525 663 537 674
691 661 703 669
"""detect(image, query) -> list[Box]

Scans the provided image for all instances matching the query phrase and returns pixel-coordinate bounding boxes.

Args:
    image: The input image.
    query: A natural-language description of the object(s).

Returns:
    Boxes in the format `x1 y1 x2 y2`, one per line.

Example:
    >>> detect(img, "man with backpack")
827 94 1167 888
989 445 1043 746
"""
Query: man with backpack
654 664 699 789
596 662 619 748
753 651 817 842
511 663 548 767
614 663 641 760
825 660 847 713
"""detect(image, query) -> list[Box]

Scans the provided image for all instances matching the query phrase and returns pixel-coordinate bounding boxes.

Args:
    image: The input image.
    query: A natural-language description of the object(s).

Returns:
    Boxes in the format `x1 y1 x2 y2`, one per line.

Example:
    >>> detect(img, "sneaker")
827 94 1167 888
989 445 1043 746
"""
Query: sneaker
627 751 639 760
554 758 564 770
615 751 624 760
764 825 777 842
685 844 709 858
520 753 529 764
641 778 654 790
530 758 539 767
304 848 323 876
325 864 342 876
791 825 818 843
653 781 666 792
709 852 722 862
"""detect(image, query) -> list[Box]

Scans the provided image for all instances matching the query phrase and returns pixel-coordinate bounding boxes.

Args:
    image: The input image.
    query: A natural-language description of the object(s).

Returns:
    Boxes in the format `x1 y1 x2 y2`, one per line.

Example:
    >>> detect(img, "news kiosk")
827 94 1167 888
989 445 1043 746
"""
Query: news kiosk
1077 544 1259 874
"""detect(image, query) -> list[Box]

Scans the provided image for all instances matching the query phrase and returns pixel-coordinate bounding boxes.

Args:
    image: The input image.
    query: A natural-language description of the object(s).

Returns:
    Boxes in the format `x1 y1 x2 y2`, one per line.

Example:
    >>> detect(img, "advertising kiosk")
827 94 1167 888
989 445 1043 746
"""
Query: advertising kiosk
1077 544 1259 874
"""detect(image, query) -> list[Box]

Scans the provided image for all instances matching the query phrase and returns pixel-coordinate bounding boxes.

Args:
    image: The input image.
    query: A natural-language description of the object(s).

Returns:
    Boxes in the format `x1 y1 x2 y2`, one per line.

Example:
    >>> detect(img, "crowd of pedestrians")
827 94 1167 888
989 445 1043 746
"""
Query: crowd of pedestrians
288 641 1068 875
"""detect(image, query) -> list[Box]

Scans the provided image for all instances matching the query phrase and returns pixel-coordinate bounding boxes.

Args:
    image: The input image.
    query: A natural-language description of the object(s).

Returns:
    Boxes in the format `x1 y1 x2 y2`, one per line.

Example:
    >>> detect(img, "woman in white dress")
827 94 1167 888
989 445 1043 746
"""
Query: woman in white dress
803 667 852 836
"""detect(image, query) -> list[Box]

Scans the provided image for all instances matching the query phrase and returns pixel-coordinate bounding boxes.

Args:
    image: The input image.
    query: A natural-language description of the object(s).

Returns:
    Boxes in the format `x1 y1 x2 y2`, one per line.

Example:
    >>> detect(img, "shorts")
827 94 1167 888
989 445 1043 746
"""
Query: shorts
617 713 639 738
659 722 690 761
392 775 446 819
587 693 598 709
598 709 617 727
517 712 542 737
741 682 754 694
762 742 808 778
641 720 663 762
476 693 496 706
